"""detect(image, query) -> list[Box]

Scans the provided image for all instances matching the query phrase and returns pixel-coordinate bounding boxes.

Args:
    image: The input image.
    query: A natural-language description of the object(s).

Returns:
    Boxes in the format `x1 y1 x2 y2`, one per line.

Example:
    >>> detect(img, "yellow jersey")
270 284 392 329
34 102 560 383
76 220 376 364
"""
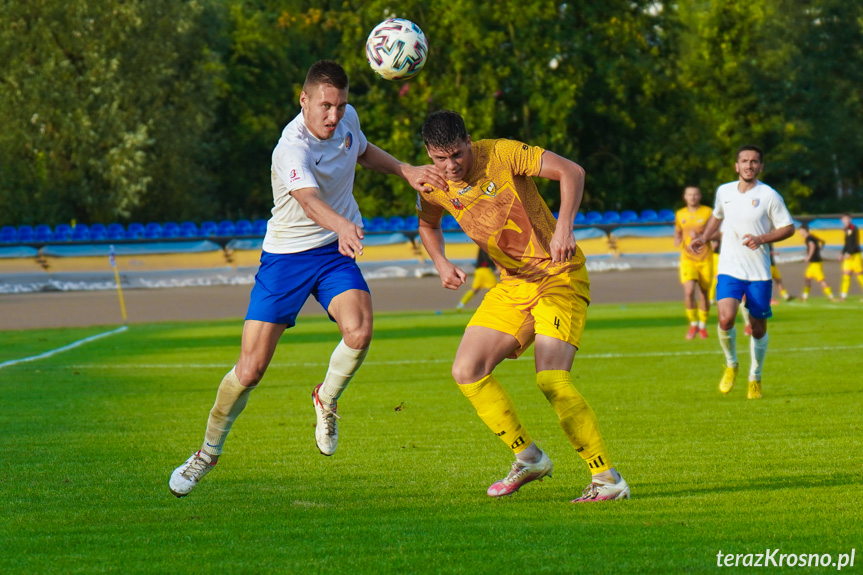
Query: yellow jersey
417 139 585 282
675 205 713 262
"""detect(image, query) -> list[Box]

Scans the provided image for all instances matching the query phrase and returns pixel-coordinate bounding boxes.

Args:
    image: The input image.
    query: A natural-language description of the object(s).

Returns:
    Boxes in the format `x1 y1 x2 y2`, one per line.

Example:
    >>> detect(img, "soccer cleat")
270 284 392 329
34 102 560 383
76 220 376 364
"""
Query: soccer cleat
572 475 630 503
686 326 697 340
744 324 752 336
748 379 762 399
698 327 709 339
312 383 340 456
719 365 738 394
169 451 216 497
487 451 553 497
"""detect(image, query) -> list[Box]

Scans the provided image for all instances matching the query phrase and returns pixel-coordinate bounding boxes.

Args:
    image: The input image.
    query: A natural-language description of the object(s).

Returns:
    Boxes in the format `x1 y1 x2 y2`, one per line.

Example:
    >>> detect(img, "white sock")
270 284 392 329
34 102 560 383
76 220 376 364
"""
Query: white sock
318 339 369 405
698 321 706 329
718 326 738 367
750 332 769 380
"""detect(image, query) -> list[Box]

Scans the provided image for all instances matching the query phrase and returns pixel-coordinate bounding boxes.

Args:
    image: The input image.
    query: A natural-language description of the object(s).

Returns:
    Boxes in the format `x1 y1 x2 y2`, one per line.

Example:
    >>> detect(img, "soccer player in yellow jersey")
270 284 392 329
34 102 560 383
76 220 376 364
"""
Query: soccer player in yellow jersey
798 224 835 301
839 213 863 300
456 248 499 310
414 110 629 503
674 186 714 339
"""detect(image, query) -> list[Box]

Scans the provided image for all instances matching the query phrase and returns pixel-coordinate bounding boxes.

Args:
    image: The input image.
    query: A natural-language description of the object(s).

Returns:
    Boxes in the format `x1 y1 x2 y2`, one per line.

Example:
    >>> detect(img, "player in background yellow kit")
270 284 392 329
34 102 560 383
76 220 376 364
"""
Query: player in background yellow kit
674 187 714 339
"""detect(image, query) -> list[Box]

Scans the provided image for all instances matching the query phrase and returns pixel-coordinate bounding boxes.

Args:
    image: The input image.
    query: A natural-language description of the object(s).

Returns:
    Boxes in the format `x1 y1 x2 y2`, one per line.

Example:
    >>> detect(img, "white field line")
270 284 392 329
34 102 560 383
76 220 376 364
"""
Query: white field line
0 326 128 370
62 343 863 370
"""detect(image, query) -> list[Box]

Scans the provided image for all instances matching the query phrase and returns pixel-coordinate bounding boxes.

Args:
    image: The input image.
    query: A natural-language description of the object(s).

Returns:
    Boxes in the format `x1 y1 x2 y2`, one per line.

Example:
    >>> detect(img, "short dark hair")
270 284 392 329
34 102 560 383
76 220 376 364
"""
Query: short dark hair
736 145 764 162
799 222 809 231
422 110 468 150
304 60 349 92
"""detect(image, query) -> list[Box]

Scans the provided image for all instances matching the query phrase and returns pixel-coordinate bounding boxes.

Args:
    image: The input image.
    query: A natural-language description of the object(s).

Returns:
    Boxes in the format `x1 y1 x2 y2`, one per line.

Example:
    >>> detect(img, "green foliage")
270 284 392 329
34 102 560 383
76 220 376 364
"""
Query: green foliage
2 0 862 226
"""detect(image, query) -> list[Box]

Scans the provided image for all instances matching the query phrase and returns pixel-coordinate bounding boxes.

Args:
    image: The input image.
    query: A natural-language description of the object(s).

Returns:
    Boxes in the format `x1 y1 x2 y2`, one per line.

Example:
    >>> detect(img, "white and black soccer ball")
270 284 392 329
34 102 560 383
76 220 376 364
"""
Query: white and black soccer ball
365 18 428 81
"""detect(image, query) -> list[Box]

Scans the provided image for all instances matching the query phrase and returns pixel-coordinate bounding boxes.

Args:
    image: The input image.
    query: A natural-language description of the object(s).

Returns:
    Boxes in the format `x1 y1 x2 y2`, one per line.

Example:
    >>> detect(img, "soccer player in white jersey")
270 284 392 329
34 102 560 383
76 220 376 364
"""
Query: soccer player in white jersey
690 146 795 399
169 60 445 497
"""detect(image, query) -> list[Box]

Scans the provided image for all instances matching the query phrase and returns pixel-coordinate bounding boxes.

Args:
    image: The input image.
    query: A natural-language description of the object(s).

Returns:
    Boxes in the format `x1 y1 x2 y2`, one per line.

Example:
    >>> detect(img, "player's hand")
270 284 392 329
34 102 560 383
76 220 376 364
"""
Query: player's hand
550 226 576 263
741 234 763 250
674 236 682 248
403 164 447 193
435 260 467 290
336 223 365 259
690 236 705 254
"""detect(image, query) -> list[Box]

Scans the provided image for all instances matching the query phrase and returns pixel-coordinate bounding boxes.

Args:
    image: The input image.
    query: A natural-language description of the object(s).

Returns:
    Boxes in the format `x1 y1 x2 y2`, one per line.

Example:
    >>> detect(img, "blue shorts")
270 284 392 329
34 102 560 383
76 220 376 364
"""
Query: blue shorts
715 275 773 319
245 242 369 326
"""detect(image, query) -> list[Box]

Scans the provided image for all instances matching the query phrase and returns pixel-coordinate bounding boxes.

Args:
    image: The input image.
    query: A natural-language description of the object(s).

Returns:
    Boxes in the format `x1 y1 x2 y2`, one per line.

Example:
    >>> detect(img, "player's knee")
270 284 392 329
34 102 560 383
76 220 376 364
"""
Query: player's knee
341 323 372 350
718 315 735 331
452 360 487 386
234 360 267 387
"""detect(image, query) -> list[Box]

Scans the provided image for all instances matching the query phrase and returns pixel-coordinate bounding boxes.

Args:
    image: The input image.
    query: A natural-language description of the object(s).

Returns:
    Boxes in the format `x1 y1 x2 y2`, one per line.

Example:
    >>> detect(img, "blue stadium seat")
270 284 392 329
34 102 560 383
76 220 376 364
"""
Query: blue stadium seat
441 215 460 230
200 221 217 237
126 222 144 239
367 216 387 232
235 219 253 236
143 222 162 239
179 221 199 237
657 209 675 222
584 211 603 225
217 220 236 236
107 223 126 240
619 210 639 224
34 224 53 242
253 219 268 235
404 215 419 231
639 209 659 223
1 226 16 242
161 222 180 238
17 225 34 241
53 228 71 241
602 211 621 224
55 223 72 236
89 223 107 240
71 225 90 241
386 216 406 232
574 212 586 225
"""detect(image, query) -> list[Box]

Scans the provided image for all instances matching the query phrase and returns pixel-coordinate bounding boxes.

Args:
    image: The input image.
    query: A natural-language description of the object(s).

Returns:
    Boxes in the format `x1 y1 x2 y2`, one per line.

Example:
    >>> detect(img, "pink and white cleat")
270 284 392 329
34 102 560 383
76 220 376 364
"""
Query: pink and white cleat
487 451 553 497
572 475 630 503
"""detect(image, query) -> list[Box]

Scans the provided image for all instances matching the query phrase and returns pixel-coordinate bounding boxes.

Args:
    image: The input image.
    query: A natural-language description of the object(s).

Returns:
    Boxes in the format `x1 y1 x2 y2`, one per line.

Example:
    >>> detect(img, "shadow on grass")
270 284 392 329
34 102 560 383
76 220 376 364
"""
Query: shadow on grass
636 472 860 499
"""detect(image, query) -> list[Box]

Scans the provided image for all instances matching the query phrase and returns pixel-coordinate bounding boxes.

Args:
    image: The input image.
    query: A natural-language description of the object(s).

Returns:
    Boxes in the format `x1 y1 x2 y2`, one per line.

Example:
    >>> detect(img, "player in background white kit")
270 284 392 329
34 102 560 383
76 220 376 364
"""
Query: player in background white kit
169 60 445 497
690 146 795 399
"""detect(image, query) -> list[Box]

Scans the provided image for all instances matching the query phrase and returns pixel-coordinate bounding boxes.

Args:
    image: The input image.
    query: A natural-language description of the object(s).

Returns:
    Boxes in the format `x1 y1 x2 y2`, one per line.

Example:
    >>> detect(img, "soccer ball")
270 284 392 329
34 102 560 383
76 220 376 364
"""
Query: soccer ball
365 18 428 81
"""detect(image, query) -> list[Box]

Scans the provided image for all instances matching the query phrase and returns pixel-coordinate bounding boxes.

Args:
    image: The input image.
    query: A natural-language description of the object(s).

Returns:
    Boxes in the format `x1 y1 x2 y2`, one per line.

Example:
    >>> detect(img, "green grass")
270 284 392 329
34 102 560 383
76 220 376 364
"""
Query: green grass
1 299 861 574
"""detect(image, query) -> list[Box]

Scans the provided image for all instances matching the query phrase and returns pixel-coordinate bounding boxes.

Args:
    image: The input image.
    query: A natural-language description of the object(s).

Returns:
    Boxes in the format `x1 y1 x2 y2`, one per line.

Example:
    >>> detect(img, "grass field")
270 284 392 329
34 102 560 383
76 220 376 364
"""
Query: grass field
1 299 861 574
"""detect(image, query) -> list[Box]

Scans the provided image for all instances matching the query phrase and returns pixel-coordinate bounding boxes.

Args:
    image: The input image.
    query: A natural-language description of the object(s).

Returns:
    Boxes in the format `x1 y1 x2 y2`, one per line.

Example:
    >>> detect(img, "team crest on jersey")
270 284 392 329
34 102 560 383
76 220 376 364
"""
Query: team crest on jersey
345 132 353 151
481 180 497 197
457 185 473 196
450 198 465 210
752 199 760 207
289 167 302 183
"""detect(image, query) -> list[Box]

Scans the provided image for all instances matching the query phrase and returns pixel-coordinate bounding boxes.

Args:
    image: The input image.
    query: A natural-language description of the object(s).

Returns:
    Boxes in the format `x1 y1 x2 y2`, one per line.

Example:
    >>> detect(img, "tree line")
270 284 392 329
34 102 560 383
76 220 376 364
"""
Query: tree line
2 0 862 227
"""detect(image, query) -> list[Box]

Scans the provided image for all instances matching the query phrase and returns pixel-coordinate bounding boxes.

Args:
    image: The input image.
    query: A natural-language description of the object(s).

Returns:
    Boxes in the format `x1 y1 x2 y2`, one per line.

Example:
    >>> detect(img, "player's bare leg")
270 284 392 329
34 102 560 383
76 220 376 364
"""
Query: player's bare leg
697 283 711 338
311 289 373 455
170 320 285 497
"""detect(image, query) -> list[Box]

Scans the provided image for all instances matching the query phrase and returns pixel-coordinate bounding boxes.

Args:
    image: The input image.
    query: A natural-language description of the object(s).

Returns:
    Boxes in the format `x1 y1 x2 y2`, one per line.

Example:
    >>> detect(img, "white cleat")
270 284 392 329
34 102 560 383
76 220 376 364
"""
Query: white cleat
572 475 631 503
169 451 216 497
487 451 554 497
312 383 340 456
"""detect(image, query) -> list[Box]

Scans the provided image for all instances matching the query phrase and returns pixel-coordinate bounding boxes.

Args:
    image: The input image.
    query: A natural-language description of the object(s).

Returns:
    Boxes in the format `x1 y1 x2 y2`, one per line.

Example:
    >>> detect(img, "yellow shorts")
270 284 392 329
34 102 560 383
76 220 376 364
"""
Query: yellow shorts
843 253 863 274
679 257 714 291
467 265 590 358
771 265 782 281
805 262 825 282
471 267 498 290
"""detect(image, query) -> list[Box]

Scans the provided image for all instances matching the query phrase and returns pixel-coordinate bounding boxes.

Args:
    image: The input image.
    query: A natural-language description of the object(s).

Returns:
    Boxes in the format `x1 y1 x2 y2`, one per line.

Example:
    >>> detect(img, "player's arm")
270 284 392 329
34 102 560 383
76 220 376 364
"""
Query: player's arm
674 221 683 247
741 224 794 250
805 238 814 262
418 217 467 290
358 143 447 193
691 216 721 253
537 151 585 263
291 187 365 259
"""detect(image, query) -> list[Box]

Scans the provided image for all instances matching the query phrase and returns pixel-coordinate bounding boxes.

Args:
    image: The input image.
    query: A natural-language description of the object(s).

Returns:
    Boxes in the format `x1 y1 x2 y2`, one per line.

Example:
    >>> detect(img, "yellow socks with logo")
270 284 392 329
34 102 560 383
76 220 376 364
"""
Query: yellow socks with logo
686 308 697 325
697 309 709 328
458 374 532 454
202 367 255 457
536 370 612 473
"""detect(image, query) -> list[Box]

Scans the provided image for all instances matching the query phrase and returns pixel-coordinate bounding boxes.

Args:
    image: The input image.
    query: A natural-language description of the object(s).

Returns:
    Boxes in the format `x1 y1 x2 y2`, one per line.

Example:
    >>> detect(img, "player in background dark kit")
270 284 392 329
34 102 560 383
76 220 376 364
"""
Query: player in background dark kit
456 248 499 310
798 224 835 301
839 213 863 300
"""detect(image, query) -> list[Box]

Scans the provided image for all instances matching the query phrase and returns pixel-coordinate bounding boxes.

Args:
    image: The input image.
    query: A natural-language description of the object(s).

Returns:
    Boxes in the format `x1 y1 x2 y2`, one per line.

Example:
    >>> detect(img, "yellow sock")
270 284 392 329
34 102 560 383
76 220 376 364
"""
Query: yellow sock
697 309 709 325
685 308 697 324
536 370 612 473
824 286 833 297
841 275 851 295
857 275 863 289
203 367 255 456
459 290 475 306
459 374 532 454
780 289 790 299
803 286 811 298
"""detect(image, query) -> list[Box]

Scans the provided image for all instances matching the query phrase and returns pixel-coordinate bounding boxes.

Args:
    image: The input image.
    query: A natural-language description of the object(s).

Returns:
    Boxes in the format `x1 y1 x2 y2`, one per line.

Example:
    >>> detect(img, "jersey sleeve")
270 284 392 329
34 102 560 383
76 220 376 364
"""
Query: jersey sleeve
345 105 368 156
674 209 683 232
416 191 445 225
712 188 725 220
767 191 794 229
496 139 544 177
272 145 318 194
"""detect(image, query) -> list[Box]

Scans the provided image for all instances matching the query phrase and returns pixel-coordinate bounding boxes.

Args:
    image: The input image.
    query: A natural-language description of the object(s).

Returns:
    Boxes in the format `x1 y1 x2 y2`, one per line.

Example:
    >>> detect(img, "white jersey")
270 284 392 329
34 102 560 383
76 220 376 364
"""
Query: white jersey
713 180 794 281
264 104 368 254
